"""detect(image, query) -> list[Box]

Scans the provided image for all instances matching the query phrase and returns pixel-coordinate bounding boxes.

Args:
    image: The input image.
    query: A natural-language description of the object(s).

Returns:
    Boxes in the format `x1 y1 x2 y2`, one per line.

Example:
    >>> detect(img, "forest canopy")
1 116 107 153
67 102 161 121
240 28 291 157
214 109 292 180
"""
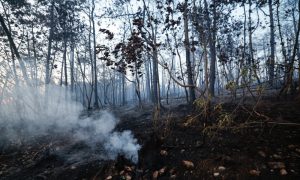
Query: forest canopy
0 0 299 108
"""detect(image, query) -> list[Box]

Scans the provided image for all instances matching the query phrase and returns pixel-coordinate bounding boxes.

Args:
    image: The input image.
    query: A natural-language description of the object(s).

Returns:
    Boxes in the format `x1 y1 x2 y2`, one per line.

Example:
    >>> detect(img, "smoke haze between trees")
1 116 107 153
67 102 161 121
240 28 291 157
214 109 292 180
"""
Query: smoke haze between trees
0 83 141 163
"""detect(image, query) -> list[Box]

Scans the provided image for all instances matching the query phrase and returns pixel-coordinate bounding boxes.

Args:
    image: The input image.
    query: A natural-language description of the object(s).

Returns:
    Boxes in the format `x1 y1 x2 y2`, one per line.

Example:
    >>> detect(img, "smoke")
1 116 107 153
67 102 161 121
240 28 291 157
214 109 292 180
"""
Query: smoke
0 83 140 163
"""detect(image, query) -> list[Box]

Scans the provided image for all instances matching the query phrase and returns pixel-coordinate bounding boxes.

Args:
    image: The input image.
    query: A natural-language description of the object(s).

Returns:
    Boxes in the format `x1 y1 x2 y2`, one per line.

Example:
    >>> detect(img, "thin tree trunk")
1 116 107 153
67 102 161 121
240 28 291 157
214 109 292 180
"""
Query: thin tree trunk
92 0 99 108
204 0 217 96
184 0 196 103
268 0 275 86
70 40 75 92
45 0 55 85
31 23 38 86
281 0 300 95
0 14 29 84
145 58 151 102
63 39 68 86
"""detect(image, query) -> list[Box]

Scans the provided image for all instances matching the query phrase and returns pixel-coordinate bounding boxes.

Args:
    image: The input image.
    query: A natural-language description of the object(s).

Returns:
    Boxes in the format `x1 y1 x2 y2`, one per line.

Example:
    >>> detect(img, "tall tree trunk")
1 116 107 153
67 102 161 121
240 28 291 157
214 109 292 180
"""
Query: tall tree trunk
184 0 196 102
31 23 38 86
268 0 275 86
0 14 29 84
63 39 68 86
280 0 300 95
145 58 151 102
70 41 75 92
122 73 126 105
204 0 217 96
45 0 55 85
292 1 300 93
92 0 99 108
142 0 160 108
152 47 160 108
248 0 253 81
276 1 287 84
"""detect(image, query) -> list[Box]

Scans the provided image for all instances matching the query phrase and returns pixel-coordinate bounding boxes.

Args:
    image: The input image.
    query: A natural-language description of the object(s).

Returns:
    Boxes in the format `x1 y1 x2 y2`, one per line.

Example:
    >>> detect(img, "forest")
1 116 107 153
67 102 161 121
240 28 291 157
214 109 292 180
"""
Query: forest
0 0 299 179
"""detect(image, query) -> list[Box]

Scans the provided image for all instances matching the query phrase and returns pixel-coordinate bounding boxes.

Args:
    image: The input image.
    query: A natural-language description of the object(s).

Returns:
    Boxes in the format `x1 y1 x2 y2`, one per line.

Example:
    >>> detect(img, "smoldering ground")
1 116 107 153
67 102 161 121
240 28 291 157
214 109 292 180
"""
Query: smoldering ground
0 84 141 163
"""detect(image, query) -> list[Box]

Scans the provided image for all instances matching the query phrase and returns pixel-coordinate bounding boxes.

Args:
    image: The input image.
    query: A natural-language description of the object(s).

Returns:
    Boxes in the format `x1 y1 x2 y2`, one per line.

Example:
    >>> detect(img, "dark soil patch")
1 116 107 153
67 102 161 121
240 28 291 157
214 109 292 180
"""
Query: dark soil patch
0 96 300 179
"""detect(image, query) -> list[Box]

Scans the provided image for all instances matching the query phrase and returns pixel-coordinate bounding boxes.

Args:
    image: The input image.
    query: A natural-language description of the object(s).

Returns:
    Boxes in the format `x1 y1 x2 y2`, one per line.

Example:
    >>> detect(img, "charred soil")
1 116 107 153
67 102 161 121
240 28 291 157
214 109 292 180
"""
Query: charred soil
0 95 300 179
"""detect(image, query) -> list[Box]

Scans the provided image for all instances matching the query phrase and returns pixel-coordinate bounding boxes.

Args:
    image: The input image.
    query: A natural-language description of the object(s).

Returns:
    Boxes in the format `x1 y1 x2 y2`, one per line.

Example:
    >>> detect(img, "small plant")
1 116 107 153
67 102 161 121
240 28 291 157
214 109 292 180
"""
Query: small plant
202 112 234 139
194 96 211 118
217 113 233 128
225 81 237 99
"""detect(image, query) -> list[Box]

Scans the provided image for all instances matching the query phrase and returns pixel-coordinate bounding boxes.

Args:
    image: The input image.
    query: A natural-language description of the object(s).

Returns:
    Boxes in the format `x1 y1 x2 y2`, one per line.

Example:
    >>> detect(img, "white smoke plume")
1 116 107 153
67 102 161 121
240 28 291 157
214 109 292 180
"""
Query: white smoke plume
0 83 141 163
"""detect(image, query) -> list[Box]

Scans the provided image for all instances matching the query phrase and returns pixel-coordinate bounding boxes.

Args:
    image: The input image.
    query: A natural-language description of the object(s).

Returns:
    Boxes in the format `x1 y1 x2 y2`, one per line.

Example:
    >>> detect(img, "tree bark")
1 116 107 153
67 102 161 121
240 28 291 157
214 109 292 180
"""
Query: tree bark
204 0 217 96
92 0 99 108
268 0 275 86
0 14 29 84
45 0 55 85
184 0 196 102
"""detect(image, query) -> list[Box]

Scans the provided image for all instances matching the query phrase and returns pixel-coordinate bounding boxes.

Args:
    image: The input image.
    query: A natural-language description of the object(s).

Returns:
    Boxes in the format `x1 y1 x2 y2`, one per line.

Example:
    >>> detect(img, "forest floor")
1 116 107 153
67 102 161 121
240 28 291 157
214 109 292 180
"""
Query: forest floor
1 94 300 179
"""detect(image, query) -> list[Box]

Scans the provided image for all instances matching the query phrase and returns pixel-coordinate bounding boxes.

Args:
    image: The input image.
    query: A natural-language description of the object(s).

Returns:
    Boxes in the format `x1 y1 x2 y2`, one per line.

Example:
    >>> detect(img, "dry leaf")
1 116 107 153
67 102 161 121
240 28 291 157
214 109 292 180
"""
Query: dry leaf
273 154 281 159
170 174 177 179
258 150 266 158
160 150 168 156
125 175 132 180
105 176 112 180
218 166 226 171
182 160 194 169
249 169 260 176
280 169 288 176
213 172 220 177
153 171 159 179
159 167 167 175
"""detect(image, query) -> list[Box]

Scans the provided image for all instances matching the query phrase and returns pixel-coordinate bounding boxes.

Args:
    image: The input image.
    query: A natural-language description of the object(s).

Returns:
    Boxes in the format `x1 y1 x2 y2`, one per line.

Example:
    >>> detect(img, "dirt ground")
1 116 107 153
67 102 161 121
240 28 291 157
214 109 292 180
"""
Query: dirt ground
0 95 300 179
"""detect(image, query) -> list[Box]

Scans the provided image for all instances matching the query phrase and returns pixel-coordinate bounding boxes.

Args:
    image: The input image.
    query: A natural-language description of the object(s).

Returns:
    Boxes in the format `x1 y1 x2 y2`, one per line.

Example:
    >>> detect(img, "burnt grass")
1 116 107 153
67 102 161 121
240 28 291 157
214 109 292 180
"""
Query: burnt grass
1 95 300 179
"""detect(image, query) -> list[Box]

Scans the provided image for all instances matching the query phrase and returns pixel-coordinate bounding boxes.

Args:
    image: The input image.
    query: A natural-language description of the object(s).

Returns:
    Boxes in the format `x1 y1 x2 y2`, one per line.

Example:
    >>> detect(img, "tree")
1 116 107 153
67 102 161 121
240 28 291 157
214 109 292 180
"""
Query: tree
268 0 275 86
204 0 217 96
183 0 196 102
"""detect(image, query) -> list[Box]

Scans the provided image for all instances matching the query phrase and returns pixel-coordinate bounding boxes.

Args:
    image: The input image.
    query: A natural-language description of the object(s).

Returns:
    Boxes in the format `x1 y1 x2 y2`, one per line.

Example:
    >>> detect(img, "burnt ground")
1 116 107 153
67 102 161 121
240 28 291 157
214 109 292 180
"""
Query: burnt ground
1 95 300 179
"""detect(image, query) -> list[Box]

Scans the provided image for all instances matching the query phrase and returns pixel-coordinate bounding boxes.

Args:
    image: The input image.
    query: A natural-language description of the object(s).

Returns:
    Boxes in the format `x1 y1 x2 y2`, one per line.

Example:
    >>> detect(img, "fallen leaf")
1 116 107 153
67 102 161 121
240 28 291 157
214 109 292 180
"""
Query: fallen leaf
105 176 112 180
213 172 220 177
170 174 177 179
119 170 125 175
249 169 260 176
273 154 281 159
295 148 300 153
159 167 167 175
125 175 132 180
160 150 168 156
280 169 288 175
182 160 194 169
258 150 266 158
218 166 226 171
153 171 159 179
